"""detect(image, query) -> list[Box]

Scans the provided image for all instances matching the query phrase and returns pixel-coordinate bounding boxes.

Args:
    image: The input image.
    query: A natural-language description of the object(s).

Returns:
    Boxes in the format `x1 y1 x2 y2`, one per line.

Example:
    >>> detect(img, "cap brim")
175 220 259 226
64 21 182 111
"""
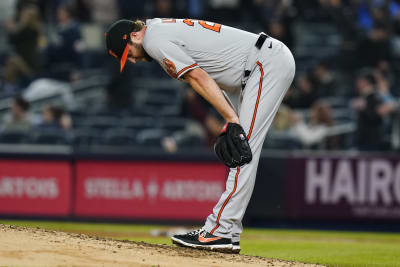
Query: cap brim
120 43 129 72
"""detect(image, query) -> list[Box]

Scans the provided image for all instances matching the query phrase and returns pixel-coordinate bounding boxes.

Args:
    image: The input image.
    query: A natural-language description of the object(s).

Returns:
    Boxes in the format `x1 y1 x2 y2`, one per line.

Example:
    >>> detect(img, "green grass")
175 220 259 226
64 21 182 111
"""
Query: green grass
1 220 400 267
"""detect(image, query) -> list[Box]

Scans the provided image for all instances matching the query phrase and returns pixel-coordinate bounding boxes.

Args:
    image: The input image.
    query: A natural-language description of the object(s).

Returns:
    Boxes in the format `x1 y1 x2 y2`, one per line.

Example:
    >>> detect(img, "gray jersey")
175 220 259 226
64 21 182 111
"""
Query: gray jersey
143 18 258 92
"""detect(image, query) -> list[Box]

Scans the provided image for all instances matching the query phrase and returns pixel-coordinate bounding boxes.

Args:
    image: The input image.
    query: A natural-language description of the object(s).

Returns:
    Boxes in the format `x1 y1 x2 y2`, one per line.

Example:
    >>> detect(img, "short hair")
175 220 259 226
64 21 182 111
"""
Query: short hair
13 95 30 111
132 20 145 32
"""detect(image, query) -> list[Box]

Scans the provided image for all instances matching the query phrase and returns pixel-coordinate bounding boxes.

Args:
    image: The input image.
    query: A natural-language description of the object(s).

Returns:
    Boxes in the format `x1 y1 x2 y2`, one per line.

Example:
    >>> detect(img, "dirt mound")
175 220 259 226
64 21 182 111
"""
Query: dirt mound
0 224 323 267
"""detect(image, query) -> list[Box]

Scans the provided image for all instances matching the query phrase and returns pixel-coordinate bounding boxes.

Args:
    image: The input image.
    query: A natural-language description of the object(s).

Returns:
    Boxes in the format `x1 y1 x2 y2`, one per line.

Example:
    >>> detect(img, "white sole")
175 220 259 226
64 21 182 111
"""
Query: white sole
232 245 240 252
171 236 233 252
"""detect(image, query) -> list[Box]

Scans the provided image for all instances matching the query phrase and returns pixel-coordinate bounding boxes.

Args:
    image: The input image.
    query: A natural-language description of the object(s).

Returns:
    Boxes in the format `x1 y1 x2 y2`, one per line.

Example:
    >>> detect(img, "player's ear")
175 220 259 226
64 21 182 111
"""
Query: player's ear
130 31 140 42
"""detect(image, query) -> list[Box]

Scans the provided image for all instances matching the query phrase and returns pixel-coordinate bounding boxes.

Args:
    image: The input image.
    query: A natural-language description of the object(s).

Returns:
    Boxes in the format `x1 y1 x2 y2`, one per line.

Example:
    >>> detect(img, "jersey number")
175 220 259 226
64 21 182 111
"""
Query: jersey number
183 19 221 33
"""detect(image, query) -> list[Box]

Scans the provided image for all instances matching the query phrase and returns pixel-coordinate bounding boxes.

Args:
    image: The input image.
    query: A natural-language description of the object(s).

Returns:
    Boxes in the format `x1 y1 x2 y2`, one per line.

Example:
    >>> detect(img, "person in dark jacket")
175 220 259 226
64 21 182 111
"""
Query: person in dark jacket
43 4 84 80
352 70 395 151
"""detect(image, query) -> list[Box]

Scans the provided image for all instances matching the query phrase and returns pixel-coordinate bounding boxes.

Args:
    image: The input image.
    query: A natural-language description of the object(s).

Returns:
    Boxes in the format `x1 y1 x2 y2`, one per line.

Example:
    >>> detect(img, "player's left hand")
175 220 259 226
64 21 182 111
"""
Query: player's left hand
214 123 252 168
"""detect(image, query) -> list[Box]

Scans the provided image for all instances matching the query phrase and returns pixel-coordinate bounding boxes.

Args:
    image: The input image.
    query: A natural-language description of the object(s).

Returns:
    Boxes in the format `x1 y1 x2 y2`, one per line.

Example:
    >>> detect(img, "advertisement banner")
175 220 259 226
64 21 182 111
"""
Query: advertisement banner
74 161 227 219
0 160 72 216
285 157 400 220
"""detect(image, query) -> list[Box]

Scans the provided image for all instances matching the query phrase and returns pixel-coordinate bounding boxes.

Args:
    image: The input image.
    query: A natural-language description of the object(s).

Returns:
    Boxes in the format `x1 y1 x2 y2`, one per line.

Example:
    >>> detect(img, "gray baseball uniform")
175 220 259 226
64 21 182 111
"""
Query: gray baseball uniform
143 18 295 241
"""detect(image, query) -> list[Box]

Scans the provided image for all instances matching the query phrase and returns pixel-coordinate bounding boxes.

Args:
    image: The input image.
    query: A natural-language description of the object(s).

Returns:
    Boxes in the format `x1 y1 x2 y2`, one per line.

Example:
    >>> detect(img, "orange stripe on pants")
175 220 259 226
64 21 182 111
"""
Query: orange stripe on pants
210 61 264 235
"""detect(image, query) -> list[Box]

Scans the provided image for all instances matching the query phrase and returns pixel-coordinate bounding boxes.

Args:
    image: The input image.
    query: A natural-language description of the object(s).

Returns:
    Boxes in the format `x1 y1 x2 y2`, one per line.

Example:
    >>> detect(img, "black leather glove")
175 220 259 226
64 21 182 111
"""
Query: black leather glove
214 123 252 168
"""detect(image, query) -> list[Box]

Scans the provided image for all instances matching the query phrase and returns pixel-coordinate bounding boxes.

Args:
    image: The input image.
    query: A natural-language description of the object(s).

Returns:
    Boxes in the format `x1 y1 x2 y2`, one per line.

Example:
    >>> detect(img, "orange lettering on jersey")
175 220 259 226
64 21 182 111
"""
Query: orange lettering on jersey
183 19 194 26
199 21 221 33
163 58 177 79
182 19 222 33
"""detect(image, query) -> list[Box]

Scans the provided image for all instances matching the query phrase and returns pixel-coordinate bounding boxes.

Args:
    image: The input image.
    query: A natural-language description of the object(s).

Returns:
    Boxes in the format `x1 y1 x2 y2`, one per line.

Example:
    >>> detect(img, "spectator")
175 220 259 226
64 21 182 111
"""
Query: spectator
250 0 296 49
311 61 338 97
1 95 32 132
319 0 360 78
5 3 42 71
267 18 294 50
37 105 73 130
373 65 398 148
290 100 338 149
2 3 42 92
358 22 391 68
272 104 293 132
283 73 318 109
43 4 84 80
374 60 396 95
373 64 396 104
351 70 396 151
0 56 31 95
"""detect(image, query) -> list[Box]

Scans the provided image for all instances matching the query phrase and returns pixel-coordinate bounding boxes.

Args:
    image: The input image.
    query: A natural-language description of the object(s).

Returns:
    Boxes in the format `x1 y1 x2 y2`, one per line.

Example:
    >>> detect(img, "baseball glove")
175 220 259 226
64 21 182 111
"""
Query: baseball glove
214 123 252 168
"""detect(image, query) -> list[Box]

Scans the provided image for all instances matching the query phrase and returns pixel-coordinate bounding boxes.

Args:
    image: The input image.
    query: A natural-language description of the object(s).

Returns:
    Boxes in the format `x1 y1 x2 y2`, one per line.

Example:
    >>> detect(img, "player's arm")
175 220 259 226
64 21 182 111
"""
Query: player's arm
183 68 239 124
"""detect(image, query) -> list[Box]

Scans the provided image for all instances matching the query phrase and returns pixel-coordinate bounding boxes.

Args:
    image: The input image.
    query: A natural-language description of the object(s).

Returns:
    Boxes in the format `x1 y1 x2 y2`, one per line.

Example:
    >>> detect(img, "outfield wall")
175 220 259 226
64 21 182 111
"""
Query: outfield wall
1 150 400 222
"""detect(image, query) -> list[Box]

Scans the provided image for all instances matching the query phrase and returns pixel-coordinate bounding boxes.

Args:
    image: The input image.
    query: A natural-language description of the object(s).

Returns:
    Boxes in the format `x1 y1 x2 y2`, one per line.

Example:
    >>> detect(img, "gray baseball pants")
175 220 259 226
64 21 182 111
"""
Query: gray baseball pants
203 37 295 241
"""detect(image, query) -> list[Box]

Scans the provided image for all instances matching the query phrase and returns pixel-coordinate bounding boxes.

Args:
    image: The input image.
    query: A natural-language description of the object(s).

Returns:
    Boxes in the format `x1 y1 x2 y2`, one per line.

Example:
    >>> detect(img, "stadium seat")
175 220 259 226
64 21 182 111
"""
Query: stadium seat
177 135 206 148
0 131 30 144
71 128 101 147
159 118 189 133
101 128 137 146
121 117 157 131
264 131 302 150
82 116 119 132
32 129 71 145
136 128 169 148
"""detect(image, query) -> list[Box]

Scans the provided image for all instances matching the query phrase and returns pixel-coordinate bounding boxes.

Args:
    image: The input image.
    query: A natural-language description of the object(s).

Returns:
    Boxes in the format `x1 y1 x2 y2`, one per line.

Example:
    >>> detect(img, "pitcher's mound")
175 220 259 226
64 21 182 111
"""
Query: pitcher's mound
0 224 323 267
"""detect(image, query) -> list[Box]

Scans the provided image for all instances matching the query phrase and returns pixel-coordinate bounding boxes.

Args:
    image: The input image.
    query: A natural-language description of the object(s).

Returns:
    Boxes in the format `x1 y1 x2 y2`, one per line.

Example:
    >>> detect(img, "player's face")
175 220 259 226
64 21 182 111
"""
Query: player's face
127 42 152 64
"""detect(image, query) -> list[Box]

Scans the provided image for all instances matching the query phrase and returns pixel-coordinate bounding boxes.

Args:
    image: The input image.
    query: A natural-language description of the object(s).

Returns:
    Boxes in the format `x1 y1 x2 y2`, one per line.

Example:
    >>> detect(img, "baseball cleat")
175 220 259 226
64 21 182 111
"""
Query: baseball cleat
171 229 232 252
232 241 240 254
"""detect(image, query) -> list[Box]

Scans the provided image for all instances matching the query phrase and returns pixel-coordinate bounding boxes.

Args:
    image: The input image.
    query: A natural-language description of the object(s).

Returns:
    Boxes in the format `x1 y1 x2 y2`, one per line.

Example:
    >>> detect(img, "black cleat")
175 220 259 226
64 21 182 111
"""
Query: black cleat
171 229 232 252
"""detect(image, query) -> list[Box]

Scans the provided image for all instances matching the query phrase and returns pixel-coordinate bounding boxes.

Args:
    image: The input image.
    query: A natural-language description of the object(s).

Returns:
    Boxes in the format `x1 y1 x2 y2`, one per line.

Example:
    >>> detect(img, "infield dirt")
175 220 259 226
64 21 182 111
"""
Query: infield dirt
0 224 324 267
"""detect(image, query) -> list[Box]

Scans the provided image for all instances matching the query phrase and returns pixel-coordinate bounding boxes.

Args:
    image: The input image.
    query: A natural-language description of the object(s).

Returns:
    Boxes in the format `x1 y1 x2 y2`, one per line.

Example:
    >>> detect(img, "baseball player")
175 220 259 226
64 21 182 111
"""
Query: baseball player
105 18 295 253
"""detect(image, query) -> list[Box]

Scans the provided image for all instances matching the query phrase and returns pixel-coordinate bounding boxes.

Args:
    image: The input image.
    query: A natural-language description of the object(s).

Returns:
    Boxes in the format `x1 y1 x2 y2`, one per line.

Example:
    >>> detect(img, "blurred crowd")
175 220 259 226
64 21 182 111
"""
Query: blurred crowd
0 0 399 152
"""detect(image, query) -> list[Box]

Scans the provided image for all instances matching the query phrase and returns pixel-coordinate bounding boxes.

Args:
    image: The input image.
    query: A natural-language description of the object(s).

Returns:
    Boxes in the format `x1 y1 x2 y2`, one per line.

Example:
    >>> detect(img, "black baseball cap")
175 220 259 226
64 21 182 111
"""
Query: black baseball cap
105 20 134 72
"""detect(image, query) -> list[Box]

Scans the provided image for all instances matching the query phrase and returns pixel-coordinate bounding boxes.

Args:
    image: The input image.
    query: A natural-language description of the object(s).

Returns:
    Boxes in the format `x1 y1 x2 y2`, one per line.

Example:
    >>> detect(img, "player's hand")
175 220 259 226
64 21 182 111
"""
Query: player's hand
214 123 252 168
